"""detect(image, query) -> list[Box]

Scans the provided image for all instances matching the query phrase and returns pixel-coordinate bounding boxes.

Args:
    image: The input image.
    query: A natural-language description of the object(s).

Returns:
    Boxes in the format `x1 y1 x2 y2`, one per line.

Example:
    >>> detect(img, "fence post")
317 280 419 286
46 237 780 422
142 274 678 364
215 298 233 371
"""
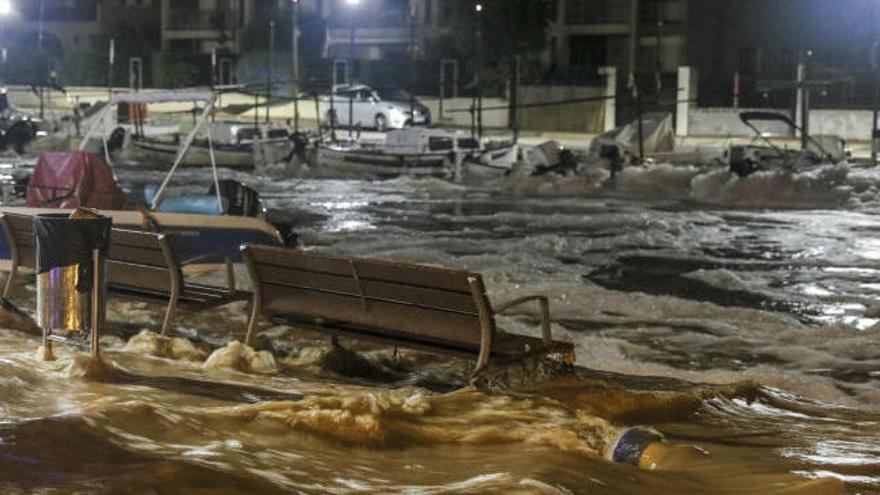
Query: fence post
795 58 806 140
599 66 617 131
676 66 695 137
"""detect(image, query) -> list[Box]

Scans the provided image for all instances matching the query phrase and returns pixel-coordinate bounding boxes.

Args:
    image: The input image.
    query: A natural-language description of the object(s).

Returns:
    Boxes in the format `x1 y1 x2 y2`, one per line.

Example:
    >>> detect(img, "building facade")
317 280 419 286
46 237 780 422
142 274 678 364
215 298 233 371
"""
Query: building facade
546 0 687 81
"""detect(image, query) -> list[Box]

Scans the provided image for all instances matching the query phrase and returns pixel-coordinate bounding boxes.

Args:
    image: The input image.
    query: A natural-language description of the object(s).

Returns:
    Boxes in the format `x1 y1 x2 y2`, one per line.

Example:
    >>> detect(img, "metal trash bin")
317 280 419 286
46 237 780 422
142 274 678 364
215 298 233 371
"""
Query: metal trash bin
34 213 111 355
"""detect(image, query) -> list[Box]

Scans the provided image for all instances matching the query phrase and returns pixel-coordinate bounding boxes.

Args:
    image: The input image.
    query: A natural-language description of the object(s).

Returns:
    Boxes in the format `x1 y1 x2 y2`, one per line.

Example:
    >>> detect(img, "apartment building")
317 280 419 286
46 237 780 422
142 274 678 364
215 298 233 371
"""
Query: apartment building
322 0 426 61
17 0 105 51
548 0 687 79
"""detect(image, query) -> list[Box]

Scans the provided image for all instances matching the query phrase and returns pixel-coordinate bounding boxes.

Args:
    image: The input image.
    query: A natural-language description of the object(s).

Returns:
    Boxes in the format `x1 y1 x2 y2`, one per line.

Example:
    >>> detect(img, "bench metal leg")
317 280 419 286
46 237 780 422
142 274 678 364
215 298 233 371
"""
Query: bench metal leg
2 263 16 299
468 277 494 375
242 247 263 347
1 216 18 299
160 297 178 337
158 234 182 337
244 293 261 346
224 257 236 292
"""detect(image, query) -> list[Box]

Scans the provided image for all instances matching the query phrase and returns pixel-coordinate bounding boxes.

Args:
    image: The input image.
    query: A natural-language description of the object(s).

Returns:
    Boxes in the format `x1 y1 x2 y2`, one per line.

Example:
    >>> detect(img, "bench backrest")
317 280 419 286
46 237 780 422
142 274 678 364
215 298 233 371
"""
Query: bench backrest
0 215 179 296
107 229 180 295
0 213 36 269
243 244 495 352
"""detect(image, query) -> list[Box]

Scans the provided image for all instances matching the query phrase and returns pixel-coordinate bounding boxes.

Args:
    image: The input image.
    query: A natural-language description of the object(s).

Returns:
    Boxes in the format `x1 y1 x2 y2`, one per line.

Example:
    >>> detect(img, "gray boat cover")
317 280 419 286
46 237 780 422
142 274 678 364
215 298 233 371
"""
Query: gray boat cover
589 112 675 157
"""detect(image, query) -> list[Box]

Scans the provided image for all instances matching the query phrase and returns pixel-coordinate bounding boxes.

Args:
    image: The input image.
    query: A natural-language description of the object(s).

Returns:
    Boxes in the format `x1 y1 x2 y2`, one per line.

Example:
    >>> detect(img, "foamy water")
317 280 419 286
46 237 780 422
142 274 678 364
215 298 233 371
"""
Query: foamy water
1 160 879 493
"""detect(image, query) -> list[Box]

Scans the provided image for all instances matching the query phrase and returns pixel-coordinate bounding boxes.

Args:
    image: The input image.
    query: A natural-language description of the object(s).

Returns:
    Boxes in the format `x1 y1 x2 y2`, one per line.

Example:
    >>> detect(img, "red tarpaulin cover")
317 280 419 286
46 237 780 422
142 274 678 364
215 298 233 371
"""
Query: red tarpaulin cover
27 151 127 210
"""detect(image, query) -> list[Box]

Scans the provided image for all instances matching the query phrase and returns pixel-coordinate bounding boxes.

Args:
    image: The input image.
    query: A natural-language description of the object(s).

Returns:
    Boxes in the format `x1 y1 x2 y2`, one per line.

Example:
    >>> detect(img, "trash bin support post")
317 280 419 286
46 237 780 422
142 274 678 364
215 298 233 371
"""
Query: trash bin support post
90 248 101 357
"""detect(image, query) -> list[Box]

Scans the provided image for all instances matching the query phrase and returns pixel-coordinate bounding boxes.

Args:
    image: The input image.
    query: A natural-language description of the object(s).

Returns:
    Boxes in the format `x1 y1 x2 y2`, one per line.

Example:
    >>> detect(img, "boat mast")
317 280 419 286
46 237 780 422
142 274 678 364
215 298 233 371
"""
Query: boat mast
151 96 218 211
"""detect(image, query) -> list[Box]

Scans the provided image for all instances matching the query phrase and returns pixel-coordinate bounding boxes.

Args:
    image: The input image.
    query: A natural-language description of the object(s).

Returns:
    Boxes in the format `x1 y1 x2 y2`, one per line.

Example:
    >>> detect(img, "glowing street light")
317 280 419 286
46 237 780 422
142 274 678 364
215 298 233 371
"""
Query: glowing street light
475 3 482 12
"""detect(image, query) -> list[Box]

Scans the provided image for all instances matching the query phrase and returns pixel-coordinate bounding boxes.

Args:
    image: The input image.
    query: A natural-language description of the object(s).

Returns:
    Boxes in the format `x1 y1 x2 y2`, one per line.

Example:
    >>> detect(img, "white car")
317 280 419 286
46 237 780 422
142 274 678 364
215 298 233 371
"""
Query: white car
324 84 430 132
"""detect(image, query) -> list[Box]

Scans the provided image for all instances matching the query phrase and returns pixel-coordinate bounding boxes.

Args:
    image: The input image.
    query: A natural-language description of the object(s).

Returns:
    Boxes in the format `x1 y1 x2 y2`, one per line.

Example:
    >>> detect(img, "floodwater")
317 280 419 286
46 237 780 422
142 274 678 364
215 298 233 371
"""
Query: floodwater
2 160 880 493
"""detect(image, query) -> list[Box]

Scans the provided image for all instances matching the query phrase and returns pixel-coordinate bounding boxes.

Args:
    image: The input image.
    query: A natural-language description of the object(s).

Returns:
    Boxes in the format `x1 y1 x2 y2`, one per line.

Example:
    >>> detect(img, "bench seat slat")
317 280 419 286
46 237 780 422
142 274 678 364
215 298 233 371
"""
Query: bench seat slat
110 229 168 250
108 244 168 267
253 264 478 314
249 245 474 293
261 284 484 349
274 315 571 358
107 261 173 294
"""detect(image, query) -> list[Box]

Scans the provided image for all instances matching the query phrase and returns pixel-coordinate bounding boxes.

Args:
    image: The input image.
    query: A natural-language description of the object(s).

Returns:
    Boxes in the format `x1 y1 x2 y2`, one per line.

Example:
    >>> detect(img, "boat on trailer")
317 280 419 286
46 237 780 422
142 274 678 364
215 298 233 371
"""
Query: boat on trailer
728 111 849 177
315 127 518 181
130 121 295 170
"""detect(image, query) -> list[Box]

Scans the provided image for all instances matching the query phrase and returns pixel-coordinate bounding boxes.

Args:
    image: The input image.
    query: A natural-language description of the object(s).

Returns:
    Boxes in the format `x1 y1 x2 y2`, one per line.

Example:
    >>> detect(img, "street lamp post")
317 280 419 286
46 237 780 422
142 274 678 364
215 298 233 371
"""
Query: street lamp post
346 0 359 138
409 0 416 125
0 0 12 85
872 2 879 164
291 0 300 133
475 3 483 140
267 20 275 123
38 0 45 118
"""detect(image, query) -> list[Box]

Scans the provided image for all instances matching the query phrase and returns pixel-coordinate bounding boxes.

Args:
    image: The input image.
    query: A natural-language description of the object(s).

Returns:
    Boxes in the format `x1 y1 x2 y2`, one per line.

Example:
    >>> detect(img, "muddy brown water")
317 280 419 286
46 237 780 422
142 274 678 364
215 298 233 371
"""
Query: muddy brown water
3 168 880 493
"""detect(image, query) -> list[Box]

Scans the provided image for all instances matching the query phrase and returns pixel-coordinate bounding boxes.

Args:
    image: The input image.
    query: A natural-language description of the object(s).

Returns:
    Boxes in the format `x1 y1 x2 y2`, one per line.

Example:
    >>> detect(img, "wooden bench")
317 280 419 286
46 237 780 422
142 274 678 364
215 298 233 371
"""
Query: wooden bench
107 228 248 335
0 213 37 298
241 244 575 374
0 213 247 335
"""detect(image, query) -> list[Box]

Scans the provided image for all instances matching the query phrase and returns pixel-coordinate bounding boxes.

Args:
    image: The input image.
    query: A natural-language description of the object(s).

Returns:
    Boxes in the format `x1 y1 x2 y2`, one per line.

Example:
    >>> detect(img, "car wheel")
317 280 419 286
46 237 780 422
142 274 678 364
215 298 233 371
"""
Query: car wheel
375 114 388 132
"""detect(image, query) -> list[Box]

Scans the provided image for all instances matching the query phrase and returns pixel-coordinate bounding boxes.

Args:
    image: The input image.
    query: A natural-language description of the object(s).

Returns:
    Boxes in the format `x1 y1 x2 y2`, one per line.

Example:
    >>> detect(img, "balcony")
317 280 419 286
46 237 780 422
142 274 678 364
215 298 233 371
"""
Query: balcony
565 0 630 25
326 9 411 29
166 9 231 32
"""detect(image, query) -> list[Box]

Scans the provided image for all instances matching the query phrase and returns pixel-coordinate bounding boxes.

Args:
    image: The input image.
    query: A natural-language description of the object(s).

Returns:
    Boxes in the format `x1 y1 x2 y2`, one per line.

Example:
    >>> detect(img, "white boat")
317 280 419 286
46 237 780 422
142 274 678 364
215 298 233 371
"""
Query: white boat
315 128 518 181
130 121 294 170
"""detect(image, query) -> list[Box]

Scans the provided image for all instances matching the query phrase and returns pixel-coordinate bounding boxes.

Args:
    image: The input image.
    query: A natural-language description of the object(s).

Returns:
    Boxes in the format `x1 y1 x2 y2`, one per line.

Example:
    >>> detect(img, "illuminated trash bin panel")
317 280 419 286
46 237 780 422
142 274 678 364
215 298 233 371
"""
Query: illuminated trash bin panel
37 264 89 333
34 213 111 336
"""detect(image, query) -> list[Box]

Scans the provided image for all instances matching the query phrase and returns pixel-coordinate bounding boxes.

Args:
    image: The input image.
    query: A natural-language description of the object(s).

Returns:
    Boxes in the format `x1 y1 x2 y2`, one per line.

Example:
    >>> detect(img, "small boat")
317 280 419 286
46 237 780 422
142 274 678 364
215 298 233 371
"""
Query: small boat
315 128 518 180
728 111 848 177
130 120 295 170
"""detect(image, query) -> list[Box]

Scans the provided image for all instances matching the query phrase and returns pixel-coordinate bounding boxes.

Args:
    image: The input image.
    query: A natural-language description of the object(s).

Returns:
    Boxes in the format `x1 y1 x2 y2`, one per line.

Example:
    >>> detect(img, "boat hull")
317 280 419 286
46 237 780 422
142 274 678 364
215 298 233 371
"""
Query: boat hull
315 142 519 181
132 138 293 170
316 147 451 178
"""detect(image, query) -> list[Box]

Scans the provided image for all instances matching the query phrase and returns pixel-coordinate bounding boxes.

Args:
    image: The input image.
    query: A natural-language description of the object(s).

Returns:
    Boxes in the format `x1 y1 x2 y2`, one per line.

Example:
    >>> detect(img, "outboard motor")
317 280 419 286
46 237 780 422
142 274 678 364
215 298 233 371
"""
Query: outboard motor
289 131 310 160
2 120 37 154
728 145 762 178
208 179 265 218
600 145 623 175
107 127 128 155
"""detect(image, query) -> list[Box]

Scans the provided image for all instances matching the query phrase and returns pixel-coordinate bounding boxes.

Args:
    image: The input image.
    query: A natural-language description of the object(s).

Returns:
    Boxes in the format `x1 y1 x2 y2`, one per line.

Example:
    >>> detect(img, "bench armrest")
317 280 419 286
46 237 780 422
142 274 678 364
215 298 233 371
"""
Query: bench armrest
493 295 552 345
179 252 237 292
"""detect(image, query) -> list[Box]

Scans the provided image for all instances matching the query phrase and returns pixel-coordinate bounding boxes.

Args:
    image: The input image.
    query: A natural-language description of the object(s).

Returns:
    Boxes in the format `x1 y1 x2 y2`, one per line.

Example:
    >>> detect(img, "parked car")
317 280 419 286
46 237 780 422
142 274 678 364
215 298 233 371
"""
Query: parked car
324 84 430 131
0 89 42 153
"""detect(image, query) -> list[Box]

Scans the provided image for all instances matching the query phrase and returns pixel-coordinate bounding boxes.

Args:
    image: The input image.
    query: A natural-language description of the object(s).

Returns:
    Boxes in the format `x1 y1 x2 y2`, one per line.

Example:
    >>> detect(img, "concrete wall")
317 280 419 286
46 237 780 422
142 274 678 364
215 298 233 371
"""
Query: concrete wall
518 86 605 133
688 107 793 137
808 110 874 141
687 106 874 141
424 97 509 129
